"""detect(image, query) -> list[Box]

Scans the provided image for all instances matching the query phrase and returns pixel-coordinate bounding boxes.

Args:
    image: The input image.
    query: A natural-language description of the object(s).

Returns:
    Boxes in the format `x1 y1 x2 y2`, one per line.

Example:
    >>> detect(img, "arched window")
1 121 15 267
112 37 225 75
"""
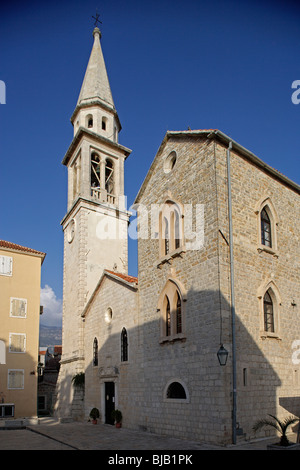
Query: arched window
176 292 182 334
91 153 101 188
159 201 183 257
93 338 98 366
165 296 171 337
158 279 186 342
166 382 187 399
255 197 278 253
86 114 93 128
174 209 180 250
121 328 128 362
164 217 169 255
163 151 177 174
258 280 281 338
105 159 114 194
102 117 107 131
264 290 274 332
261 207 272 247
105 307 113 324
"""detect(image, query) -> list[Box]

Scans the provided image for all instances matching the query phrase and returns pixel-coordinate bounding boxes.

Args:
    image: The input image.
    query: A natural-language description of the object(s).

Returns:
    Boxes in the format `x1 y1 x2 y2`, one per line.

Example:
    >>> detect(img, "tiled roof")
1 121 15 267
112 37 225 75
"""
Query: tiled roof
105 270 138 284
0 240 46 258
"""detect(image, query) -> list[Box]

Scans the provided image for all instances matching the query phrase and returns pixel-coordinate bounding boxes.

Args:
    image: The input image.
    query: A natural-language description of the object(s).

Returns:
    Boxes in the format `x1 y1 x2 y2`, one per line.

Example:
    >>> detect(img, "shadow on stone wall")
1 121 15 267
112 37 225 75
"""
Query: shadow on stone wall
59 284 300 445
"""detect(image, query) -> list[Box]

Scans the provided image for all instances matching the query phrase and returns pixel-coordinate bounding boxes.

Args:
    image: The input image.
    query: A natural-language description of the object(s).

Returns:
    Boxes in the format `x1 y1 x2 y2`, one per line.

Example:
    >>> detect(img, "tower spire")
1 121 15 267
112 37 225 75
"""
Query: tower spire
76 26 115 110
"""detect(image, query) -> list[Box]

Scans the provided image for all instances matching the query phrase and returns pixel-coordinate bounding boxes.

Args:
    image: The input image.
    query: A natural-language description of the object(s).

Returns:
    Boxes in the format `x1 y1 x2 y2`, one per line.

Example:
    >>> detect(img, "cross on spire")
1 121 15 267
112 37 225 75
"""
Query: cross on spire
92 11 102 28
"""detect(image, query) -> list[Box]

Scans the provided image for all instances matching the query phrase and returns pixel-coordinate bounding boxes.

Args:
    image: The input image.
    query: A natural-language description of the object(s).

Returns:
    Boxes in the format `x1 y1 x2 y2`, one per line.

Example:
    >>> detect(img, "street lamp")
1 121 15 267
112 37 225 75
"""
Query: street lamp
217 344 228 366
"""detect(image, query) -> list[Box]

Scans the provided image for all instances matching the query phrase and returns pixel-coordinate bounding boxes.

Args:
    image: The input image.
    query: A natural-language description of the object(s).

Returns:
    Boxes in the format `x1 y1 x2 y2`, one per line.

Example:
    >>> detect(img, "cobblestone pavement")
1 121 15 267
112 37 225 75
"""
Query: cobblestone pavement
0 418 299 452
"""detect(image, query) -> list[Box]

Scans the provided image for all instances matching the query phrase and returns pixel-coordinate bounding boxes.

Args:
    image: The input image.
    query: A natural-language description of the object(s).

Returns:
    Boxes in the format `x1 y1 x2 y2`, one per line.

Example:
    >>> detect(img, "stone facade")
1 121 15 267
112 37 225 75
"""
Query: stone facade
135 134 231 443
131 131 300 443
82 270 139 426
77 130 299 445
214 135 300 437
56 27 300 445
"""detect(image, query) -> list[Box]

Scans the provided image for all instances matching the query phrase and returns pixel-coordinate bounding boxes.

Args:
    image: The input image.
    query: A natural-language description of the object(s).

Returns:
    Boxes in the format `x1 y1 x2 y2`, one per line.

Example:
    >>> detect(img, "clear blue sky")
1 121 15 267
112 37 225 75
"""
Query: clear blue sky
1 0 299 326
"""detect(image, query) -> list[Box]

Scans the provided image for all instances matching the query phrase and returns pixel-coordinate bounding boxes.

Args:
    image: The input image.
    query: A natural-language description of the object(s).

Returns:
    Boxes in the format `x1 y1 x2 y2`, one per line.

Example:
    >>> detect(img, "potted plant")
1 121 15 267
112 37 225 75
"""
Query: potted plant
89 407 100 424
253 414 299 449
111 409 122 428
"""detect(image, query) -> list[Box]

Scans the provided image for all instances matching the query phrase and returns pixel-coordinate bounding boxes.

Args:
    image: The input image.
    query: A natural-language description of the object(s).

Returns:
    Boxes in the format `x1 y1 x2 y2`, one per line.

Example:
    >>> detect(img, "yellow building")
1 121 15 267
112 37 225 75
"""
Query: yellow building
0 240 45 419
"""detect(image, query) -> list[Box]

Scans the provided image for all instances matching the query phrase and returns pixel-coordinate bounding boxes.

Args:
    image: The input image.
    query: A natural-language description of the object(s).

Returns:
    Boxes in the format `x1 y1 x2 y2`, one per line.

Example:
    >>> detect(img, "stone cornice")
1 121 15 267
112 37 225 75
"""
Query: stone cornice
62 127 131 166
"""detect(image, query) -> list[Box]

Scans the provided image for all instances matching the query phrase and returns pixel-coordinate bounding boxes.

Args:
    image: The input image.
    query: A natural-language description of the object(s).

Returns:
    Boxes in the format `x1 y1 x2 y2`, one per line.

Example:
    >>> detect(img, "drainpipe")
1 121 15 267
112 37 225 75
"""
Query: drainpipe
227 141 237 445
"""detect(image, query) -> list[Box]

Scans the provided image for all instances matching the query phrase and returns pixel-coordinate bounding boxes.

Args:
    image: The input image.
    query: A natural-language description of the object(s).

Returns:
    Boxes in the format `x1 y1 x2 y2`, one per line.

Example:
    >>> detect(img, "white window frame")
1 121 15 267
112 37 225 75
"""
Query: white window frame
0 340 6 364
8 369 24 389
163 378 190 403
158 200 185 260
10 297 27 318
0 255 13 276
254 196 279 256
9 333 26 353
257 280 281 339
158 278 187 343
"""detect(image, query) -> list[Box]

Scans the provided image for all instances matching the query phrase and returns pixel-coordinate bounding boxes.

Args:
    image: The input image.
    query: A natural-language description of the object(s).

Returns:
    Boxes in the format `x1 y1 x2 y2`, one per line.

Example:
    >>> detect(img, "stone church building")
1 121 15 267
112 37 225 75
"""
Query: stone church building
54 26 300 445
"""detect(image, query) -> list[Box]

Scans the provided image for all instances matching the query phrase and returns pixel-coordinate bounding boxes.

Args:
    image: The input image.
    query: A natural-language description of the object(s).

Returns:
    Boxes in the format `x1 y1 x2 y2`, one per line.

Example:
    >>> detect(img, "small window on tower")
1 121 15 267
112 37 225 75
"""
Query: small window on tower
86 114 93 128
102 117 107 131
105 159 114 194
91 153 101 188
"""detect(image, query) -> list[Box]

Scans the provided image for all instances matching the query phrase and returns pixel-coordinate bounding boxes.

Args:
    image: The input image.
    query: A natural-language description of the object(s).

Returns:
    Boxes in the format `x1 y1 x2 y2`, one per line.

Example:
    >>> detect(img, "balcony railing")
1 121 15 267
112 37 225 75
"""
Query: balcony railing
91 187 116 205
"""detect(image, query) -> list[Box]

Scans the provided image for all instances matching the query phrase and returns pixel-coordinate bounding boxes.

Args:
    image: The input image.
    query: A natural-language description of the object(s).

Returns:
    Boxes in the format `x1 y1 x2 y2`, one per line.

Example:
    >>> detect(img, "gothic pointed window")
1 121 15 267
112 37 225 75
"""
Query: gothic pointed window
174 209 180 250
164 217 169 255
176 293 182 334
93 337 98 366
105 159 114 194
165 296 171 337
159 280 186 342
121 328 128 362
264 290 274 332
91 153 101 188
261 207 272 247
159 201 183 258
86 114 93 128
163 151 177 174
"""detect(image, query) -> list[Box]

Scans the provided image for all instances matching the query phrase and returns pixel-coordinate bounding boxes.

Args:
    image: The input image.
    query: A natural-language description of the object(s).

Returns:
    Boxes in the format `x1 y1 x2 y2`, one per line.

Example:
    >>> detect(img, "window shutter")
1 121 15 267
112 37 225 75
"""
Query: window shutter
8 370 24 389
10 298 27 317
9 333 26 353
0 255 12 276
0 340 5 364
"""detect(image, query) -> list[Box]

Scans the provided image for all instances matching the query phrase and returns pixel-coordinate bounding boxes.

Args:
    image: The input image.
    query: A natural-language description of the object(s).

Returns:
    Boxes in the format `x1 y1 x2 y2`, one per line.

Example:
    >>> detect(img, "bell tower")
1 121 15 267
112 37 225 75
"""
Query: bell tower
55 26 131 418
